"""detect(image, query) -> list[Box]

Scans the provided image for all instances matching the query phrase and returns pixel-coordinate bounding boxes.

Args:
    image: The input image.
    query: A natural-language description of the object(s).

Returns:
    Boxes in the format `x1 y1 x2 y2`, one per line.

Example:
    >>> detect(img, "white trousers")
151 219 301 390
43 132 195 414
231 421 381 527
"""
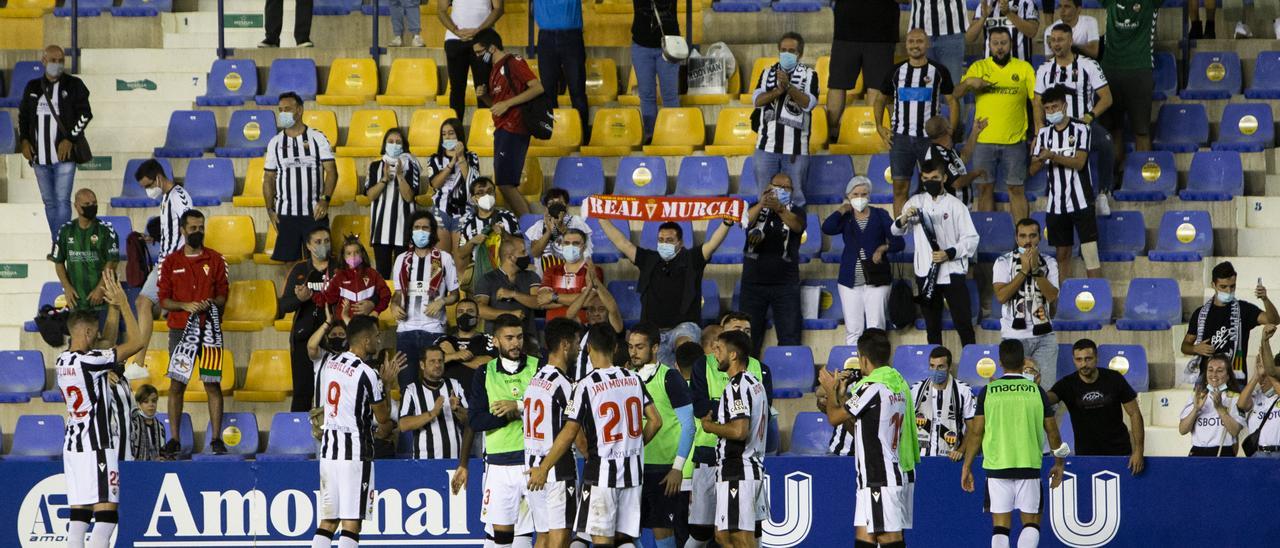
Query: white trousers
837 283 891 345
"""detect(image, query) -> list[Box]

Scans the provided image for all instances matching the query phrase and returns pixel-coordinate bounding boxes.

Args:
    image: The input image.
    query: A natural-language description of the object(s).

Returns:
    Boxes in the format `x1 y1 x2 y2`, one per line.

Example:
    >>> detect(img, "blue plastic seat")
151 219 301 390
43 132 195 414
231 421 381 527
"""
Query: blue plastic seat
701 279 721 323
789 413 834 455
0 111 14 154
1024 165 1048 202
607 280 642 325
913 279 979 331
1053 278 1113 331
981 293 1002 331
734 156 763 203
1113 151 1176 202
111 0 173 16
1152 104 1208 153
675 156 730 197
360 2 391 15
640 220 693 248
799 213 821 262
957 344 1000 388
1096 211 1145 261
1245 51 1280 99
1055 343 1075 382
4 415 61 461
1180 151 1242 201
1180 52 1240 100
1213 103 1274 153
763 346 814 398
110 158 174 208
972 211 1014 262
197 59 258 106
313 0 358 14
712 0 762 12
615 157 669 196
54 0 110 17
258 412 317 461
158 413 195 458
802 279 843 330
184 158 236 206
585 217 627 263
1116 278 1180 331
803 155 855 205
553 157 605 204
772 0 822 12
1099 344 1149 392
193 412 260 460
1149 210 1213 262
255 59 318 105
1152 52 1177 101
97 216 132 258
892 344 937 385
825 345 859 373
864 154 899 204
154 110 217 158
709 226 745 264
215 109 276 157
0 350 44 403
0 61 43 108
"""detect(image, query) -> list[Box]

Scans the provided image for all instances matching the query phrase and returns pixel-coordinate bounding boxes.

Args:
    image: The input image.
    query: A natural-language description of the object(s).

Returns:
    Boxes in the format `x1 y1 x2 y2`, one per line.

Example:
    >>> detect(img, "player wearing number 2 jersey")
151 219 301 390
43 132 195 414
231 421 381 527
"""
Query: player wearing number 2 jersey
700 330 768 548
529 323 662 548
522 318 583 547
57 272 145 548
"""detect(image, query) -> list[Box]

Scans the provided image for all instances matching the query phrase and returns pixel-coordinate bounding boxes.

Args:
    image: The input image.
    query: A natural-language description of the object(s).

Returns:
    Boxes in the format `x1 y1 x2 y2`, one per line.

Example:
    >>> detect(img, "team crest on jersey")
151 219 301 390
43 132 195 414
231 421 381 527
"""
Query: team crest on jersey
67 236 75 245
915 413 927 428
1068 135 1077 147
1012 74 1020 82
942 213 950 220
922 75 931 85
511 386 520 397
89 234 99 245
203 264 210 276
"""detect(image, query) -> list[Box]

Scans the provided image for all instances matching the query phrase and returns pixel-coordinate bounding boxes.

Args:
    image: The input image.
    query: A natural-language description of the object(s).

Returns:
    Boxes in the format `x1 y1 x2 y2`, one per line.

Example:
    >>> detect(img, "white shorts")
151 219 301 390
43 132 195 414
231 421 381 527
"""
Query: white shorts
319 459 375 521
63 448 120 506
528 480 578 533
854 485 911 534
482 463 530 527
577 483 641 539
715 479 767 532
985 477 1043 514
688 465 718 526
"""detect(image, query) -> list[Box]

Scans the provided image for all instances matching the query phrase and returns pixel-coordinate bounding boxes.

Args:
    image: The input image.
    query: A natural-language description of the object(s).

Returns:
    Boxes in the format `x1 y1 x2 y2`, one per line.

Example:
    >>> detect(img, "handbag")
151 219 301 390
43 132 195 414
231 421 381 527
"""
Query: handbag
1242 396 1279 457
500 60 554 140
651 0 689 64
45 84 93 164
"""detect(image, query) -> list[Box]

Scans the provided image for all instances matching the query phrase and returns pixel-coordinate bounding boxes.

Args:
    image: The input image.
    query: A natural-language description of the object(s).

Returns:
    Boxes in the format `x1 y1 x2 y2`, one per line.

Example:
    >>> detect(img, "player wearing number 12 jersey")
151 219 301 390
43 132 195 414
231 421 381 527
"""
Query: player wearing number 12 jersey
529 323 662 548
819 328 920 548
522 318 583 547
699 330 768 548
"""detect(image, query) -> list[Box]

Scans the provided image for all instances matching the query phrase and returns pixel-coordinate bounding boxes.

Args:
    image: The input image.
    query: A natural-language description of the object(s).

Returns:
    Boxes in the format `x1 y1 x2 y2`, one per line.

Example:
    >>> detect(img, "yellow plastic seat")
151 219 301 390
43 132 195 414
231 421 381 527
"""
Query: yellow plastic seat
581 108 644 157
331 214 372 249
437 72 478 107
235 350 294 402
253 223 283 265
468 109 496 157
302 110 339 145
642 108 705 156
685 64 739 106
129 350 171 395
222 280 278 332
829 106 889 155
408 108 455 156
274 311 294 332
704 108 757 156
377 280 398 329
738 58 779 103
519 156 543 204
204 215 256 264
593 0 632 13
528 108 583 157
376 58 439 106
558 58 619 106
809 106 829 154
232 157 267 207
332 157 359 205
182 350 236 401
336 110 399 157
316 58 379 106
0 0 55 17
817 56 863 105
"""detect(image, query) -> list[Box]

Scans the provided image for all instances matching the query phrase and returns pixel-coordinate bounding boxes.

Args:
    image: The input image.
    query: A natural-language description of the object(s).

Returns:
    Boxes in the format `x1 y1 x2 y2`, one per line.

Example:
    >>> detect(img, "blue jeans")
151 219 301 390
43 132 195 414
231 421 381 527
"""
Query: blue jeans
538 29 590 134
739 282 802 355
1088 120 1116 194
752 150 809 206
388 0 421 34
34 161 76 241
630 43 680 138
889 134 933 180
972 142 1029 187
1019 332 1059 387
928 34 966 96
396 329 445 388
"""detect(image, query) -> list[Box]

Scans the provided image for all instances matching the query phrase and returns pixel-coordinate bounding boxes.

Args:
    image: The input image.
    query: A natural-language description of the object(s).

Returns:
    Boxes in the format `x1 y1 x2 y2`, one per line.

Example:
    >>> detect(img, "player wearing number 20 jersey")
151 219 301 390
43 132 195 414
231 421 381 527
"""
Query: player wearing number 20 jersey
58 348 121 505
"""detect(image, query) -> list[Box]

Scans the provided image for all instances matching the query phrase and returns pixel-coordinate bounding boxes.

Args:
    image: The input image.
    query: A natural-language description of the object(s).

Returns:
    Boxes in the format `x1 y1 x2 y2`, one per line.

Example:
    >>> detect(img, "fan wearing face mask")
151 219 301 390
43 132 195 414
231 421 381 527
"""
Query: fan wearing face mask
425 118 480 248
455 177 522 288
740 173 808 355
50 188 119 318
823 176 904 346
128 158 193 369
1183 261 1278 385
438 298 499 390
473 237 543 348
526 187 593 276
1179 354 1248 457
19 44 94 241
536 228 603 322
389 210 462 389
366 128 423 280
279 225 337 412
750 32 818 208
318 237 392 325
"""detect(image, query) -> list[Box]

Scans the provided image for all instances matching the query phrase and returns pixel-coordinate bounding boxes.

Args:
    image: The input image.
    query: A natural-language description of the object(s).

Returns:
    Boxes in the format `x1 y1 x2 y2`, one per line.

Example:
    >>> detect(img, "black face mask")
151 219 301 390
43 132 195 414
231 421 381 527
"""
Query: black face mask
457 313 478 332
186 231 205 249
514 256 531 271
326 337 348 353
922 179 944 197
80 204 98 221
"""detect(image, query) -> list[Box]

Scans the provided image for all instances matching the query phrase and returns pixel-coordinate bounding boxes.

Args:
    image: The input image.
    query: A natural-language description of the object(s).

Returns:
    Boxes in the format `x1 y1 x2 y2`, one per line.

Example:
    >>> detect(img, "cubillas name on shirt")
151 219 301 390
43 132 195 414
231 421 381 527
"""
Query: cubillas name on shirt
589 376 639 396
325 360 358 377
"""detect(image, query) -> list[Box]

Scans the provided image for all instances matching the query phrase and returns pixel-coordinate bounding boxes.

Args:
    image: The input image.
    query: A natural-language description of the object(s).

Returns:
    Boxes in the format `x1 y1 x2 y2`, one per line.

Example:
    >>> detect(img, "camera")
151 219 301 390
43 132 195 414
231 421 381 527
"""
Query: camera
548 202 567 220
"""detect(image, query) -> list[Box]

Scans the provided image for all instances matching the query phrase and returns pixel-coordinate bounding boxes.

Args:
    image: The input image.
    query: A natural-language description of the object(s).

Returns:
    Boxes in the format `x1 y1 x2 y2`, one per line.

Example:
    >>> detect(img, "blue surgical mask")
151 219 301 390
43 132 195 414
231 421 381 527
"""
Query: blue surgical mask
559 243 582 263
385 143 403 157
442 138 459 151
1046 111 1065 125
412 229 431 248
657 242 678 261
773 188 791 206
930 369 949 384
1217 290 1236 304
778 52 798 72
45 63 64 79
277 111 296 129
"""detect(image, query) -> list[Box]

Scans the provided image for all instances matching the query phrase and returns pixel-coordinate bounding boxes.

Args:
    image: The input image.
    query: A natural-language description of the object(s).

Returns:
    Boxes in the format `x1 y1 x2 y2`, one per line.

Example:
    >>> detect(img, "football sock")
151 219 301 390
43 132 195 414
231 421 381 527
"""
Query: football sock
87 510 117 548
337 530 359 548
311 527 335 548
67 508 92 548
1018 523 1040 548
992 526 1012 548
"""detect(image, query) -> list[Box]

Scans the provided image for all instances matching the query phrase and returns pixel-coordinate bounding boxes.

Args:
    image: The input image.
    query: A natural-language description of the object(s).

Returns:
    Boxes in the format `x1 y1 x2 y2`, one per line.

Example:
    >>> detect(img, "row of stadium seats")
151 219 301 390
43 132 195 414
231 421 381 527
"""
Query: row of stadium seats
0 0 167 18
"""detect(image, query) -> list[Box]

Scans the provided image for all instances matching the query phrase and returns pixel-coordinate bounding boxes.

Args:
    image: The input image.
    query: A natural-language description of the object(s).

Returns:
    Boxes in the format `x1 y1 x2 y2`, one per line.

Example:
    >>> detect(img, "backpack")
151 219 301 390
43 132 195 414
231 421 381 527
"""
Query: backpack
34 304 69 347
125 231 154 288
499 57 554 140
888 279 918 331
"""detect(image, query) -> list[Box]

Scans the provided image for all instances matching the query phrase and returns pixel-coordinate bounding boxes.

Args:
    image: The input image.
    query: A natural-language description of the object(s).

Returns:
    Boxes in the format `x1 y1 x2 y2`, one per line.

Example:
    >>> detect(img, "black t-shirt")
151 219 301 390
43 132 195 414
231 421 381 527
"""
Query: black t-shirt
743 205 806 286
280 261 335 340
475 268 542 335
833 0 900 43
1187 300 1263 379
1050 369 1137 456
631 0 680 48
635 247 707 329
441 332 496 389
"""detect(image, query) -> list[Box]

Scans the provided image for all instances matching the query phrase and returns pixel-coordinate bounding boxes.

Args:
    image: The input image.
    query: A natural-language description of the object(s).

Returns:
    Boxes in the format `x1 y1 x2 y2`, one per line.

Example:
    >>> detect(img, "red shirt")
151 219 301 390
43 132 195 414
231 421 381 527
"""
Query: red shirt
489 54 537 134
541 263 604 321
157 248 230 329
318 266 392 323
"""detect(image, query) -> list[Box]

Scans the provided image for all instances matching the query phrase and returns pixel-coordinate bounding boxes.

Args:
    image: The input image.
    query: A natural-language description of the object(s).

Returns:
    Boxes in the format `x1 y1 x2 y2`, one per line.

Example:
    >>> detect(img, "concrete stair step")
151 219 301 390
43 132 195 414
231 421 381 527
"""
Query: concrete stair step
81 73 206 105
1148 389 1193 428
77 48 219 75
1236 228 1280 256
1144 426 1192 457
88 100 201 128
1244 197 1280 228
84 126 167 155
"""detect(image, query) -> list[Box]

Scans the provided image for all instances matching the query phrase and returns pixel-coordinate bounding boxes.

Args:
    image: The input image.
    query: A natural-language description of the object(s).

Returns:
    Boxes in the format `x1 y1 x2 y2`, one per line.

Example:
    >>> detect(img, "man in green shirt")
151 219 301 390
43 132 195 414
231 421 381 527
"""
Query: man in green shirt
961 339 1065 548
1100 0 1160 167
50 189 119 315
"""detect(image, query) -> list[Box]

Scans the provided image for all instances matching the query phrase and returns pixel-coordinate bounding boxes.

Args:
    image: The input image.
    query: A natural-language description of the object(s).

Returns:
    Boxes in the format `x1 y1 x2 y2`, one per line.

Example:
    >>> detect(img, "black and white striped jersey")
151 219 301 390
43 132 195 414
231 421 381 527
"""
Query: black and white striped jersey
264 126 335 217
56 349 118 453
522 365 577 483
158 185 193 260
457 208 521 243
366 158 421 248
715 371 767 482
1034 54 1109 120
1033 120 1093 215
829 423 856 456
911 0 968 37
425 151 481 220
33 80 61 165
844 381 909 488
399 378 469 459
318 351 385 461
567 366 652 488
109 380 134 461
391 248 460 334
751 63 820 156
975 0 1039 61
881 60 954 138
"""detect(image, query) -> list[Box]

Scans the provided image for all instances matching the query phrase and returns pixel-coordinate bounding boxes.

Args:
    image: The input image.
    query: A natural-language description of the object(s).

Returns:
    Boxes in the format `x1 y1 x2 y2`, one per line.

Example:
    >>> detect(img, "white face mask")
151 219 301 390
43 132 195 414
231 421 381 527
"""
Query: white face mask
145 186 163 200
850 197 869 212
476 194 496 211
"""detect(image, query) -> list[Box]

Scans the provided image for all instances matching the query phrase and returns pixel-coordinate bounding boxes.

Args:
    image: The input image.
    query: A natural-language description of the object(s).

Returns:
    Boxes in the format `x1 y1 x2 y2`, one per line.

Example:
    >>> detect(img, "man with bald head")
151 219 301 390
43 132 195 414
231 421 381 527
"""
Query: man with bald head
19 45 94 240
50 189 118 322
474 236 544 351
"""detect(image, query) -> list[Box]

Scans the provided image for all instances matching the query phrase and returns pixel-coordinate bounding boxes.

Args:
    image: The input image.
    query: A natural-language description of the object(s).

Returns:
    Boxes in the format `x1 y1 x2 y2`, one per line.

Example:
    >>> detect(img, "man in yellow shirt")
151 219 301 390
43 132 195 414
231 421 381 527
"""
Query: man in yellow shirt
956 27 1037 221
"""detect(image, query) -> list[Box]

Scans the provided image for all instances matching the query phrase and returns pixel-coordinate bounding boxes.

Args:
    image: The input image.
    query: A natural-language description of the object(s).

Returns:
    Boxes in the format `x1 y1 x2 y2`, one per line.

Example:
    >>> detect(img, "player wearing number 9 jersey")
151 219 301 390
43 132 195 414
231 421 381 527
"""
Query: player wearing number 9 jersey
699 330 768 548
529 323 662 548
522 318 583 547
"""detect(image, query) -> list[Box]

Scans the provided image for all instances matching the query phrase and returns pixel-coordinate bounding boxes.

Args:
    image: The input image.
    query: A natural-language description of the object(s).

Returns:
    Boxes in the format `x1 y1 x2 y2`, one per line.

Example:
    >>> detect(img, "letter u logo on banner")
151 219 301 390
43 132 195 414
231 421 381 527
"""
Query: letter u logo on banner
1051 471 1122 548
761 472 813 547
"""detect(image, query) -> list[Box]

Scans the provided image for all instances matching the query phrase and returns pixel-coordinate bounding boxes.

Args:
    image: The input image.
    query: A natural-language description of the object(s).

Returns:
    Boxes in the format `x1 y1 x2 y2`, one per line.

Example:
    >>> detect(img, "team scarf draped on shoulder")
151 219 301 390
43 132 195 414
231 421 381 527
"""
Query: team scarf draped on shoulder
852 365 921 472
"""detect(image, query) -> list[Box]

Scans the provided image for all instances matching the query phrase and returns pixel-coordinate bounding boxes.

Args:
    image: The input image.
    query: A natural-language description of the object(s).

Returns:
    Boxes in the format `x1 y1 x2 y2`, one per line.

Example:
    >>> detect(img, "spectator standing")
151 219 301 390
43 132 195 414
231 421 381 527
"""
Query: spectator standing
877 29 959 215
388 0 425 47
129 159 193 367
399 346 473 459
993 218 1060 380
264 91 338 263
751 32 819 206
278 225 335 412
825 0 899 143
454 177 521 282
318 237 392 324
1042 0 1100 58
740 173 807 354
424 118 480 253
534 0 589 135
1187 0 1218 39
1241 327 1280 458
599 218 732 367
474 237 542 344
565 274 627 379
390 211 462 388
1048 339 1145 474
129 384 165 462
1183 262 1278 383
631 0 682 142
156 210 230 458
474 29 540 217
893 159 980 346
367 128 421 279
439 298 497 389
1100 0 1159 165
922 116 986 209
438 0 504 120
536 229 603 322
910 0 970 90
818 363 857 457
50 189 118 319
525 188 593 274
957 27 1037 219
966 0 1039 62
260 0 313 47
19 45 92 241
909 346 976 459
1030 85 1101 280
823 176 902 345
1179 354 1247 456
